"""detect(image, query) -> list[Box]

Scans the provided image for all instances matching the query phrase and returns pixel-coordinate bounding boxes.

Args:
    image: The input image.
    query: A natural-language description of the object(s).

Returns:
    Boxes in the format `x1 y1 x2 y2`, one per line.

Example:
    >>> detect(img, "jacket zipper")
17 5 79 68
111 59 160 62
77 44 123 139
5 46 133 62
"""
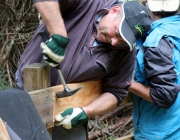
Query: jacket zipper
87 29 97 54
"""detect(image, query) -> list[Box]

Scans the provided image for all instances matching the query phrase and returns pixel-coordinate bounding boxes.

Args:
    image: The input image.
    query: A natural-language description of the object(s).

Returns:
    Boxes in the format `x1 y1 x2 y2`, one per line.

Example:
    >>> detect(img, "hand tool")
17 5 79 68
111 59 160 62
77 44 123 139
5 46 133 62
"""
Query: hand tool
39 30 83 98
55 66 83 98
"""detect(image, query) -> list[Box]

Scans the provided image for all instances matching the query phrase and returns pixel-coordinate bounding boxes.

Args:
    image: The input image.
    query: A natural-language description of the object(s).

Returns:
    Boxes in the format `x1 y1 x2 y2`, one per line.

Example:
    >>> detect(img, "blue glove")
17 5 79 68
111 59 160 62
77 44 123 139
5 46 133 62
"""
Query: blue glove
40 34 70 67
54 107 88 129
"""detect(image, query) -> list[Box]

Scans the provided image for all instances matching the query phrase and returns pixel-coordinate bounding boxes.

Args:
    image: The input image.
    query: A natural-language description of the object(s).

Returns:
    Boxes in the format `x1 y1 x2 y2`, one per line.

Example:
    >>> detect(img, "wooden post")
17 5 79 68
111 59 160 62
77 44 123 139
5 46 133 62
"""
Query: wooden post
23 63 53 135
23 63 50 92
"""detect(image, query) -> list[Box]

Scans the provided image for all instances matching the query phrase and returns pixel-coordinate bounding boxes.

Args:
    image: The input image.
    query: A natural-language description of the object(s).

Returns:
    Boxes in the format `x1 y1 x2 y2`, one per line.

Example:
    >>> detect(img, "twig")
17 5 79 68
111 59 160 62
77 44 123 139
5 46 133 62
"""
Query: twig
99 102 132 121
6 61 12 87
88 116 132 140
108 116 132 132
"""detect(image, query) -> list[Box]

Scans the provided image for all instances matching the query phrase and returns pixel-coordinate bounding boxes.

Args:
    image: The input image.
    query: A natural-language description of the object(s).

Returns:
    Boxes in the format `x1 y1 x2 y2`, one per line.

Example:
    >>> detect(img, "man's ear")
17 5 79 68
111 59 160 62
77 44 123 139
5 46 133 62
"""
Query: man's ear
109 6 121 14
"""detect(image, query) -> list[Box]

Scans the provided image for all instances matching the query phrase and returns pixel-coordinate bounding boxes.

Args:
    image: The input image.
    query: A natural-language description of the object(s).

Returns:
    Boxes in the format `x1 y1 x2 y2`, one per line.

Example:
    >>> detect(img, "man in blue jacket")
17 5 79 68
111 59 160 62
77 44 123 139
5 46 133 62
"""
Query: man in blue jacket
129 0 180 139
16 0 151 139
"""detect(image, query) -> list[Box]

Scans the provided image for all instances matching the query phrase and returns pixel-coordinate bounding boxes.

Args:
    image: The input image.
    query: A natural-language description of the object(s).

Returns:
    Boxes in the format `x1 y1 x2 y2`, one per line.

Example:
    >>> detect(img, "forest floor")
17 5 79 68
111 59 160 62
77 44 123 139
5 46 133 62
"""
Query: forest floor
87 102 133 140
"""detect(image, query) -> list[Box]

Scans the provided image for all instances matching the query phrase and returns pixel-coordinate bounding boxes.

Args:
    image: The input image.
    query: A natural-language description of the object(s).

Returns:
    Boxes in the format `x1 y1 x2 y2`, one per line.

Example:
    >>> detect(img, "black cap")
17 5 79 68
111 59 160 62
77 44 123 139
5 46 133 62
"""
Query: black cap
119 1 152 51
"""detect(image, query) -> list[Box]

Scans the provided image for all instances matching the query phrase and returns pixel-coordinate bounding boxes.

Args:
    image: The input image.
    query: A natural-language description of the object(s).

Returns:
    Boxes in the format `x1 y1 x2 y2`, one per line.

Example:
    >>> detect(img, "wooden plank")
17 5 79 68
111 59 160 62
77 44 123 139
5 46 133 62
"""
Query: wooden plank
28 80 102 127
52 80 132 115
52 80 102 115
23 63 50 92
28 88 54 129
115 134 134 140
29 80 132 125
0 118 10 140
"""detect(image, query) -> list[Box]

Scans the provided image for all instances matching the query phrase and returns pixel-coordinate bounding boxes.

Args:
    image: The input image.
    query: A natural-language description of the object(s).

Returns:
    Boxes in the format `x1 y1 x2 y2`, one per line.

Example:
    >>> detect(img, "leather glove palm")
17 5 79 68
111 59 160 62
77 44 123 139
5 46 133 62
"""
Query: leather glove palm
54 107 88 129
40 34 70 67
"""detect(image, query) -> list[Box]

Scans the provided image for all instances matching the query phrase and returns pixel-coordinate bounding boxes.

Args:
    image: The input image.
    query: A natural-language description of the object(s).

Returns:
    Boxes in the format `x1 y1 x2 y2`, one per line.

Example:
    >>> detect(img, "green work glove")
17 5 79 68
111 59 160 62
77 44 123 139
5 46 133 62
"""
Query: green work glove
54 107 88 129
40 34 70 67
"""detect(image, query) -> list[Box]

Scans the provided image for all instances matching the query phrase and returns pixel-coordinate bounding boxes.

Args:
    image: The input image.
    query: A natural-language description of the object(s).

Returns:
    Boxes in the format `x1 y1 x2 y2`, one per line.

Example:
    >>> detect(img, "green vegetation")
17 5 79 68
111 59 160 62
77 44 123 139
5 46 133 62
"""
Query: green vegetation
0 74 11 91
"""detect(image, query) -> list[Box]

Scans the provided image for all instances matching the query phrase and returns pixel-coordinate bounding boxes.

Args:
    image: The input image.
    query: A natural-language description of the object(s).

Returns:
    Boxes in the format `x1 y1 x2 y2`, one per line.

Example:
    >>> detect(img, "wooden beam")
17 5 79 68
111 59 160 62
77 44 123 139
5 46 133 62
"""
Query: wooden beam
52 81 132 115
52 80 102 115
28 80 132 128
0 118 10 140
28 80 102 128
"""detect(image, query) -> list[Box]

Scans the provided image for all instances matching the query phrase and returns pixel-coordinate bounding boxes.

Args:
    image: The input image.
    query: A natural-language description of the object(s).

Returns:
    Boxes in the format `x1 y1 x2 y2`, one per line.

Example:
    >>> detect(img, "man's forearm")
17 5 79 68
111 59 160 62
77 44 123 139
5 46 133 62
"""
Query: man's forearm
83 92 118 118
129 81 153 102
34 1 67 37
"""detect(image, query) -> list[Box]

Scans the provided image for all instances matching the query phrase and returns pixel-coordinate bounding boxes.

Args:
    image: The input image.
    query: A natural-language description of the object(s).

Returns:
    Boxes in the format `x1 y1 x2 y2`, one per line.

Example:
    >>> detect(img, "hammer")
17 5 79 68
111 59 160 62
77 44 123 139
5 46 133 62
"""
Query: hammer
55 66 83 98
39 30 83 98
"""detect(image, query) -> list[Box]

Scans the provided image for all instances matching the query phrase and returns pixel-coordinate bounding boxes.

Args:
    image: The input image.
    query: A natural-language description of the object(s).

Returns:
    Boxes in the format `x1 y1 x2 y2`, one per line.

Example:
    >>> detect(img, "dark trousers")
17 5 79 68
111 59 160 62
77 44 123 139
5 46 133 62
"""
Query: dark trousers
52 123 88 140
0 88 51 140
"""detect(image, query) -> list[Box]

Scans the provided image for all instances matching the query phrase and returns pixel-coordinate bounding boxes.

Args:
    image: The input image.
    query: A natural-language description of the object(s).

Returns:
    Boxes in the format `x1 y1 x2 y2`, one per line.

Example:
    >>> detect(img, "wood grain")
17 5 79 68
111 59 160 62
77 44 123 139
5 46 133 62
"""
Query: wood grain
0 118 10 140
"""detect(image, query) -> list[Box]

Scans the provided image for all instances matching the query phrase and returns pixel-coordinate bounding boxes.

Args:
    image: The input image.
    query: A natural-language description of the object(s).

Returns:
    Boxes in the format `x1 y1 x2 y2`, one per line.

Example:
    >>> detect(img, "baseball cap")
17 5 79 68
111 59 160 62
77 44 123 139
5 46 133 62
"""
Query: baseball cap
148 0 180 12
119 1 152 51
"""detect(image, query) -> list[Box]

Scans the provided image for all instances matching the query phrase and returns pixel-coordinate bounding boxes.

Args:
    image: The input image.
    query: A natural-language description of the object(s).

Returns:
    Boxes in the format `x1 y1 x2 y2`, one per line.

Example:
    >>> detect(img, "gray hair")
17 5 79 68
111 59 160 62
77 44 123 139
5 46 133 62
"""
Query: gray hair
113 2 124 19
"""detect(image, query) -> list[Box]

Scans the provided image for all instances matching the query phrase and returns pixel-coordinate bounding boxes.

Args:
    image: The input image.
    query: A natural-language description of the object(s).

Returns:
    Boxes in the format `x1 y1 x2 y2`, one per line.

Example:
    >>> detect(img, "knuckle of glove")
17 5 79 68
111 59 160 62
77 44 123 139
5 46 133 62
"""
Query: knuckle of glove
54 121 72 129
44 60 59 67
55 114 64 122
54 108 73 122
40 42 49 52
63 124 72 129
43 53 60 67
60 117 72 129
54 111 73 129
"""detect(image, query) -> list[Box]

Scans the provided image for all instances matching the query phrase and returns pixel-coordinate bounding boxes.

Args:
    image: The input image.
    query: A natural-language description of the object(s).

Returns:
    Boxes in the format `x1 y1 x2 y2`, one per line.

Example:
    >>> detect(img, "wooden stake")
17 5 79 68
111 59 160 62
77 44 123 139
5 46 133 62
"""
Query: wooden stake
0 118 10 140
23 63 50 92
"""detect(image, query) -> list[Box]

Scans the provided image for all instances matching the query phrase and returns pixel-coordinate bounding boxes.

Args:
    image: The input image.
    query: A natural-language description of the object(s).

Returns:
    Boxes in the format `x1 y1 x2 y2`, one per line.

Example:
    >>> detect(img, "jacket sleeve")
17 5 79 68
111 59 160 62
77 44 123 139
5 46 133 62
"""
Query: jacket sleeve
144 38 180 109
102 48 136 105
32 0 80 16
32 0 58 4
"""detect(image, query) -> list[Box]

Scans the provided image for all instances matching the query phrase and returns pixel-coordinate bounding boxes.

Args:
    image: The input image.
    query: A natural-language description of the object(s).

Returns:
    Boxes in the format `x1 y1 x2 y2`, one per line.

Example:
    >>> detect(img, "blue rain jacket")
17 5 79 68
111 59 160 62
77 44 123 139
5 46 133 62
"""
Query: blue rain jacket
133 15 180 139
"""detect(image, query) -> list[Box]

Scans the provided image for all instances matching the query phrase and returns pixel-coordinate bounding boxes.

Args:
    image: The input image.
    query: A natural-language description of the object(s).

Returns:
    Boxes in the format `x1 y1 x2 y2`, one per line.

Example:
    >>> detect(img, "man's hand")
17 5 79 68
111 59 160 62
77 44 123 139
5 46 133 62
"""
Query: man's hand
54 107 88 129
40 34 70 67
